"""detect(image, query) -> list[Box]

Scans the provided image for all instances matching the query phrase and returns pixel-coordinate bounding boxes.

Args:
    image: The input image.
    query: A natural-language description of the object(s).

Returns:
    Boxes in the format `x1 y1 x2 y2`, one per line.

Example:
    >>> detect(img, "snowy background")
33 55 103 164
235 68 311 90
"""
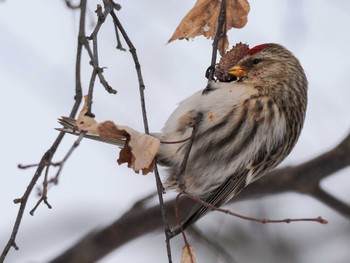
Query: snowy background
1 0 350 262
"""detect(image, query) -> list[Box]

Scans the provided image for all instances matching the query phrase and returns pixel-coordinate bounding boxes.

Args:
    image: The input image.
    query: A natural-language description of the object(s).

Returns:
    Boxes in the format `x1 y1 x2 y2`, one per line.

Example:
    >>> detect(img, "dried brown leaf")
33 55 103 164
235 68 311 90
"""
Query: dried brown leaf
97 121 128 141
115 124 160 175
75 97 160 175
181 244 197 263
169 0 250 55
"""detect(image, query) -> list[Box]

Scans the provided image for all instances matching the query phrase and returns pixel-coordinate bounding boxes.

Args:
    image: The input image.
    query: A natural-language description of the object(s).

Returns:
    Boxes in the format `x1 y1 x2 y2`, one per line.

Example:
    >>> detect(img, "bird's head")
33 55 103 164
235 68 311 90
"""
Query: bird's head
227 43 305 88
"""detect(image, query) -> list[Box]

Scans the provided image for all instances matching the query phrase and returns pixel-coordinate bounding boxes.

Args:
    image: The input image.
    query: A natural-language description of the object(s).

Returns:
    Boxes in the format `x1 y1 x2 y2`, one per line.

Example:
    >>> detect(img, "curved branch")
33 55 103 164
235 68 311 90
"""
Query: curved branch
49 130 350 262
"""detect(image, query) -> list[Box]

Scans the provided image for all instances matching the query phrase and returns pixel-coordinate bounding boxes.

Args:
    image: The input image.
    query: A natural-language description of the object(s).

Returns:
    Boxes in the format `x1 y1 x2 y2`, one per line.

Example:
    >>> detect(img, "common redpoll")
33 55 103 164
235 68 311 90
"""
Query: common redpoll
59 43 308 236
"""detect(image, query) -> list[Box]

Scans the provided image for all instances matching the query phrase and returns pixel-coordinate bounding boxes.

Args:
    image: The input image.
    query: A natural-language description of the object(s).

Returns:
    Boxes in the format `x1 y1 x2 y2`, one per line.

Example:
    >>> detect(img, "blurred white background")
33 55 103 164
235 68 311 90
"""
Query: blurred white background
1 0 349 262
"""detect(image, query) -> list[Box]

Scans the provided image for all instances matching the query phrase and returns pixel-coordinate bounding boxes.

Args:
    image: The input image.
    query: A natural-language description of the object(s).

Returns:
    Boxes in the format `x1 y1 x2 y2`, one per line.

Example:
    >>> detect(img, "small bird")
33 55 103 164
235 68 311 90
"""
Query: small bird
59 43 308 237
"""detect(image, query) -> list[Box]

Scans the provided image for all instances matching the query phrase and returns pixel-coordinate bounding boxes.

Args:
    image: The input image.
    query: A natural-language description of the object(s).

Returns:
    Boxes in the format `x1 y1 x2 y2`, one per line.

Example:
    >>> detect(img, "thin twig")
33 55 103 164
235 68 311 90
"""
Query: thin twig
206 0 227 81
171 1 228 257
72 0 85 117
30 165 52 215
183 191 328 225
52 132 86 185
113 23 126 51
160 136 192 144
17 163 39 169
110 10 149 133
175 0 226 214
85 3 116 115
0 1 86 261
1 151 59 262
176 114 202 190
154 164 173 263
86 68 98 117
110 6 172 262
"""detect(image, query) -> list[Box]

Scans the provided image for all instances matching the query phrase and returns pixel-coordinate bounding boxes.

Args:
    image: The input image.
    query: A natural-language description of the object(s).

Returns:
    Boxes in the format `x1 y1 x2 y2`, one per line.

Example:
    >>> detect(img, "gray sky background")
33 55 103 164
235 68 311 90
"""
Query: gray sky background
1 0 350 262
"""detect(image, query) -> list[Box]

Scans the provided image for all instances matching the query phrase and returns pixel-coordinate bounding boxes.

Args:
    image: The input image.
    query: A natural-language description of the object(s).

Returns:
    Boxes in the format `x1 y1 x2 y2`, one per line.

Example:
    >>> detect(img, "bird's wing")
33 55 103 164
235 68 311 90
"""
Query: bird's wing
171 168 250 237
56 116 125 146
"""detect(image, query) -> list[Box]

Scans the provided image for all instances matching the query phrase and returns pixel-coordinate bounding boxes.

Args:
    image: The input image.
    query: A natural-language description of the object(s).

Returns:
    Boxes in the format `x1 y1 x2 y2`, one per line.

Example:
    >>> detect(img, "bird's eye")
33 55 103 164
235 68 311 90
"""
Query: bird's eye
253 58 261 65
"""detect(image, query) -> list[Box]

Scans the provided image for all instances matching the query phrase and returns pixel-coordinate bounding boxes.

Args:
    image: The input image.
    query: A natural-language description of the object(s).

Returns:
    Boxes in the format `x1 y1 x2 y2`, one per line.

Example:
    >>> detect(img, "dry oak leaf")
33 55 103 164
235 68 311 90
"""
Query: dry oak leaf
98 121 160 175
169 0 250 55
181 244 197 263
75 96 160 175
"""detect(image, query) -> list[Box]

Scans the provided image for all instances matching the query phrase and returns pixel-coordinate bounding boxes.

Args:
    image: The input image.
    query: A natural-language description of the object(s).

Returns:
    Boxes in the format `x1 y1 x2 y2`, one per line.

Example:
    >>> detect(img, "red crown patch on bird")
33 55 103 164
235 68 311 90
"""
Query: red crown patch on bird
245 44 268 55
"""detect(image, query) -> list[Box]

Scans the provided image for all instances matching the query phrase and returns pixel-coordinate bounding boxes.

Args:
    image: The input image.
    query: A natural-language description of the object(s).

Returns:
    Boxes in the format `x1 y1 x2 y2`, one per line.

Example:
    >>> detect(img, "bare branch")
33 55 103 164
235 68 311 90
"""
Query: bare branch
113 23 126 51
110 10 149 133
17 163 39 169
30 165 52 215
180 192 327 225
110 7 172 262
0 1 87 260
83 3 117 116
206 0 227 81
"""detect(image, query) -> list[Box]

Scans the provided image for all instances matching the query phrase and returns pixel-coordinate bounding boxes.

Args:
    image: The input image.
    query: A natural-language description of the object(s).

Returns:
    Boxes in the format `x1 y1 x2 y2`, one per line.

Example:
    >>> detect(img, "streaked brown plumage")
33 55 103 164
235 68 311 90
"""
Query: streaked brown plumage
158 43 307 235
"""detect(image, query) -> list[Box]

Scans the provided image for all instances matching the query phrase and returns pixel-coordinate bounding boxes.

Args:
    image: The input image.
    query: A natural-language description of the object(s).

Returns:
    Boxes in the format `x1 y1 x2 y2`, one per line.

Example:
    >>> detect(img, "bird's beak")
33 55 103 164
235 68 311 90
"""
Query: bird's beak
228 65 247 78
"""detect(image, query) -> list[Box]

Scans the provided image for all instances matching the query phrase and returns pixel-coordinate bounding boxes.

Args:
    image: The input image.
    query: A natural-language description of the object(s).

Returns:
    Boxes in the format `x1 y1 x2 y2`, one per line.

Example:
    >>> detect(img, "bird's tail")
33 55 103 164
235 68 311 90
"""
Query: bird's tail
56 116 125 147
169 170 248 238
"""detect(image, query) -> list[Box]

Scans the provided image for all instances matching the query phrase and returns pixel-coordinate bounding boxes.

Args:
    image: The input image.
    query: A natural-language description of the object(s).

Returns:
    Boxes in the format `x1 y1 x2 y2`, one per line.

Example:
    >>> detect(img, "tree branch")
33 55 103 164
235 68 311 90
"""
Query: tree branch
49 130 350 262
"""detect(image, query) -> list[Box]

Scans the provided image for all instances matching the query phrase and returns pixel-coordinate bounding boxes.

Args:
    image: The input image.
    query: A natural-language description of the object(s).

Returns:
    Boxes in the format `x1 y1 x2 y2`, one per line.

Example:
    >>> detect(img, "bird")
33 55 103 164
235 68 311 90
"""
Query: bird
58 43 308 237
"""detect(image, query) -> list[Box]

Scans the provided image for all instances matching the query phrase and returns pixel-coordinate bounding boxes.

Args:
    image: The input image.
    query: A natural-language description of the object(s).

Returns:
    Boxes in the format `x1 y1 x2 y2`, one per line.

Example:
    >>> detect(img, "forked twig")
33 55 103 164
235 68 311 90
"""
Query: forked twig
29 165 52 215
0 1 87 260
29 132 86 216
180 191 328 225
84 2 117 116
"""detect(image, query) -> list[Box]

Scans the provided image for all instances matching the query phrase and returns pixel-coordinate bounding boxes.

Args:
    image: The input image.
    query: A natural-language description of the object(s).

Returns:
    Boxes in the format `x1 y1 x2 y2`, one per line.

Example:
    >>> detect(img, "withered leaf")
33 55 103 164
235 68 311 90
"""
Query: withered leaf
181 244 197 263
169 0 250 55
75 97 160 175
96 121 160 175
97 121 128 141
114 124 160 175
